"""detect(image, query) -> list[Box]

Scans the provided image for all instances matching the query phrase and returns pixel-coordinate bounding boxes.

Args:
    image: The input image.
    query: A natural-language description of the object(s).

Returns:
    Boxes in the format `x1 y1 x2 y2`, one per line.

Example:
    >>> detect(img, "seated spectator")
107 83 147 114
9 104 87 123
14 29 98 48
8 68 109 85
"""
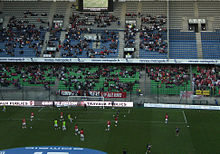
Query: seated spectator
147 65 189 87
0 17 45 57
139 14 167 54
192 66 220 95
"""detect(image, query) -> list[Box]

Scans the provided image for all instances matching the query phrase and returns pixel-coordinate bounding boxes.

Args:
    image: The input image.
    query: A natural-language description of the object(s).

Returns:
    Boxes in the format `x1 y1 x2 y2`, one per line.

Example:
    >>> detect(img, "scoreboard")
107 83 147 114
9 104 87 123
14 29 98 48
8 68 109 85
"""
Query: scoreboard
79 0 113 12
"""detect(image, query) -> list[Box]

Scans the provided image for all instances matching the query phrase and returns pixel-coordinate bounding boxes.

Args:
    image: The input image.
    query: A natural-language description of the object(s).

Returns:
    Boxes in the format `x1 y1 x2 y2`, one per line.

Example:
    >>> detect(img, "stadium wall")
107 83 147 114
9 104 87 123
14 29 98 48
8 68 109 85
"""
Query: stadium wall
1 0 216 1
0 57 219 64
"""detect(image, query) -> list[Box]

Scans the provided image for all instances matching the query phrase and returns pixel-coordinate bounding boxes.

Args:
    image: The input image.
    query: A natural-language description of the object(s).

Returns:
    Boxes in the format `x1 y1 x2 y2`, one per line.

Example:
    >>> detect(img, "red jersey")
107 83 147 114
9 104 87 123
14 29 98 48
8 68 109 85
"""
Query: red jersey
165 114 168 119
107 121 111 125
115 117 118 122
22 118 26 123
80 130 84 135
75 125 78 130
61 112 63 116
31 112 34 116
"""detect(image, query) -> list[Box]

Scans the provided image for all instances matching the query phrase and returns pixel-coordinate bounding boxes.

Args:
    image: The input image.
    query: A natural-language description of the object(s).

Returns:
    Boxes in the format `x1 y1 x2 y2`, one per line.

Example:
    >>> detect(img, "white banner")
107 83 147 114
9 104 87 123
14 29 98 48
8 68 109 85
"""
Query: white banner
81 101 133 107
0 57 219 64
144 103 220 110
0 101 34 106
0 100 133 107
54 101 77 106
114 101 133 107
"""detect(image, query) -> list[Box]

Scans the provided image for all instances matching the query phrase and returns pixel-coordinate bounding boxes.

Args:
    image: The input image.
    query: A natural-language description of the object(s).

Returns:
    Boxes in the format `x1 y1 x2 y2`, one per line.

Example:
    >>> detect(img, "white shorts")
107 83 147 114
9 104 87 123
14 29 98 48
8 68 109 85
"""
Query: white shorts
75 129 78 132
31 116 34 119
165 118 168 121
80 134 84 138
54 124 58 127
115 121 118 124
22 123 26 126
107 125 110 128
62 126 66 129
60 116 63 119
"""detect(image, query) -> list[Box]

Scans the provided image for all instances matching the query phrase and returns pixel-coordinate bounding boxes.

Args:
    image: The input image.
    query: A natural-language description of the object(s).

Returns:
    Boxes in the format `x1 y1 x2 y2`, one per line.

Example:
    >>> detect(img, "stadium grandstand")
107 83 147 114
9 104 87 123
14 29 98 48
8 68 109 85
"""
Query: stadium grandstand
0 0 220 154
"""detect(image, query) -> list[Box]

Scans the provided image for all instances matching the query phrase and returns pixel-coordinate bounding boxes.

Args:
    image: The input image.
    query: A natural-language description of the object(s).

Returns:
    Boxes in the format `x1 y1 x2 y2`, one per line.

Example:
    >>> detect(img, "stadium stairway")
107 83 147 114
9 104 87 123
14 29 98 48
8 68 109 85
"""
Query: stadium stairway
118 31 125 58
145 75 155 102
194 1 199 18
63 2 72 29
135 33 140 58
120 2 126 29
139 70 158 103
139 70 146 95
134 2 142 58
57 31 66 58
189 65 193 90
118 3 126 58
136 2 142 27
196 33 203 59
2 16 10 28
54 78 60 100
55 1 69 28
48 2 57 28
41 32 50 57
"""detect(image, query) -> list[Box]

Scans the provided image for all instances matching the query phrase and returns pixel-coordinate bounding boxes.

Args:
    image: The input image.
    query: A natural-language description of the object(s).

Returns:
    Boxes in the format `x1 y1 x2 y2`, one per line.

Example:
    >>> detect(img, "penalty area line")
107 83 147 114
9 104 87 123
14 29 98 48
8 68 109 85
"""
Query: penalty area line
38 107 44 113
182 110 188 124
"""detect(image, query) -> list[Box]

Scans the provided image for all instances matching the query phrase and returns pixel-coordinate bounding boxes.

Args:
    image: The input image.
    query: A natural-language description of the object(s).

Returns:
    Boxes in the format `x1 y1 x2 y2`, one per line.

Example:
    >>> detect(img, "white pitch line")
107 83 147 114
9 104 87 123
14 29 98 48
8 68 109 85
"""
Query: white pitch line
38 107 44 113
182 110 188 124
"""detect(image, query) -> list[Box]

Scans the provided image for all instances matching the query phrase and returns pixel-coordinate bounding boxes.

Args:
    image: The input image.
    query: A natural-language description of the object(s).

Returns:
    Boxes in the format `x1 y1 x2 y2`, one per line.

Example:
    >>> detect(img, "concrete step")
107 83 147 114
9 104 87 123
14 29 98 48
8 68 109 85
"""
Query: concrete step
41 31 50 57
134 32 140 58
63 3 72 29
48 2 57 28
196 33 203 59
120 3 126 29
118 31 125 58
2 16 10 28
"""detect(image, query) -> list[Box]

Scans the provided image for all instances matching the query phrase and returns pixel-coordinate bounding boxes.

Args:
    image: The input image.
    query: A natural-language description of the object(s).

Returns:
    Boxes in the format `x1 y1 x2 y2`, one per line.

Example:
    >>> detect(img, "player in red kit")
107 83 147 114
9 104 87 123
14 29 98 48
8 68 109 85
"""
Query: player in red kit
60 112 64 121
80 129 84 141
30 112 34 121
106 120 111 131
115 116 118 127
74 124 78 135
165 113 168 124
22 118 26 129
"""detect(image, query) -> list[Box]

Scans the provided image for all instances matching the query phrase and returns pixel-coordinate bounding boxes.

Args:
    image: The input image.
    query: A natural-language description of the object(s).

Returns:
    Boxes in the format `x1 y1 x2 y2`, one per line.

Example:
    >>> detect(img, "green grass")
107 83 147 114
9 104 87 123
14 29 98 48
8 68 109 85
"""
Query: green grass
1 106 220 154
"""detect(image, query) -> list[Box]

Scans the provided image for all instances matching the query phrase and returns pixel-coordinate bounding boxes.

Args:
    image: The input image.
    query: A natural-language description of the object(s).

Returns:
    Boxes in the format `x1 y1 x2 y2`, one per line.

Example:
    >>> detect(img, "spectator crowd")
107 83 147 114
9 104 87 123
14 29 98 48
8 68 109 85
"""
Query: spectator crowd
0 17 45 57
60 13 119 58
0 64 140 93
193 66 220 95
140 15 167 54
147 65 190 88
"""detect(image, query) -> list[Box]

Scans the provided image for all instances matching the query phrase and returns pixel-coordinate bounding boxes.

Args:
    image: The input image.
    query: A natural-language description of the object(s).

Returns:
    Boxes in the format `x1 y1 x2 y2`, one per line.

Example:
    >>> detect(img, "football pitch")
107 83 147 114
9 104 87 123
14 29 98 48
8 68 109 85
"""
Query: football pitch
1 106 220 154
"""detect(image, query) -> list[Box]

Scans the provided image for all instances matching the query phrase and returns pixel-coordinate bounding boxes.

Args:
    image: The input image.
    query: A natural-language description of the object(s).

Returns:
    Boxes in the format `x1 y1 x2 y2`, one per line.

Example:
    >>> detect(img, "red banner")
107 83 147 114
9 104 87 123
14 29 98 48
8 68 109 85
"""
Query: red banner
100 92 126 98
59 90 127 98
